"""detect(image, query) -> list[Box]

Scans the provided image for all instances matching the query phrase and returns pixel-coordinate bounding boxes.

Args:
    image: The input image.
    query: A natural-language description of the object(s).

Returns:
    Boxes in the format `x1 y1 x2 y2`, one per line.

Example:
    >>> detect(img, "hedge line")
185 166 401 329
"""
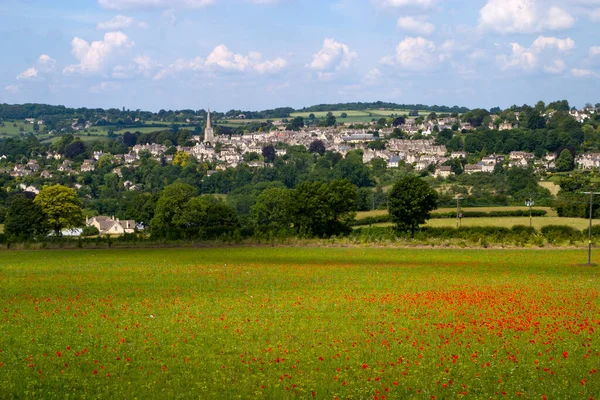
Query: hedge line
351 224 597 245
352 209 548 226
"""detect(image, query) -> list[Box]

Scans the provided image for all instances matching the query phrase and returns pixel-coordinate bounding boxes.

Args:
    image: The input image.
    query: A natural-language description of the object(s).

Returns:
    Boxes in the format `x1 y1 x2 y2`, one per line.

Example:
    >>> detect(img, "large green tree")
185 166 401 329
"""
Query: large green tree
34 185 85 236
150 183 196 238
388 176 438 234
555 148 574 172
4 195 48 240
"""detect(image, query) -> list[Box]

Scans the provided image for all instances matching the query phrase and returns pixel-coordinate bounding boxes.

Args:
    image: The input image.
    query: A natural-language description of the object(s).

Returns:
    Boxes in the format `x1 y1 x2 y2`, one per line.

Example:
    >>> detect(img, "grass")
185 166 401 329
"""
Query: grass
357 206 558 219
426 216 599 230
0 121 35 136
0 224 3 234
0 247 599 398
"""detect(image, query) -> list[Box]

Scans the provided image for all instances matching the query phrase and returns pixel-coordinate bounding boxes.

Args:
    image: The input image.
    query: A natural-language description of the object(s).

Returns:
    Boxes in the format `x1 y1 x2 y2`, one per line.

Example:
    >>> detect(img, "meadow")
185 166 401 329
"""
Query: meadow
1 248 599 399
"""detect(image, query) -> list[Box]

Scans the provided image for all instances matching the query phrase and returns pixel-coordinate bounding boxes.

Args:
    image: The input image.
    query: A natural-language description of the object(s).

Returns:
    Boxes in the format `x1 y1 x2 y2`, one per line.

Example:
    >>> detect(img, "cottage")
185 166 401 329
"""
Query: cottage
86 216 137 236
434 166 454 178
464 164 483 174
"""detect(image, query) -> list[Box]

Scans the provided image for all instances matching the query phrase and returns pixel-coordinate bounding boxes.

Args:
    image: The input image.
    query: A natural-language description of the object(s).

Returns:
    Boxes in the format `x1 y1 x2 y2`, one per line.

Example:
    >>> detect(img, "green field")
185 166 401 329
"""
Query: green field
0 121 35 136
426 216 598 230
357 206 558 219
1 248 599 398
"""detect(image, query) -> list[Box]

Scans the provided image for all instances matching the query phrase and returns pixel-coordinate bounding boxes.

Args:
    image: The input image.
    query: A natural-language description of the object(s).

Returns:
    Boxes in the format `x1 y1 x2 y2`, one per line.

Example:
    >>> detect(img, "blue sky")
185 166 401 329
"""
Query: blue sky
1 0 599 111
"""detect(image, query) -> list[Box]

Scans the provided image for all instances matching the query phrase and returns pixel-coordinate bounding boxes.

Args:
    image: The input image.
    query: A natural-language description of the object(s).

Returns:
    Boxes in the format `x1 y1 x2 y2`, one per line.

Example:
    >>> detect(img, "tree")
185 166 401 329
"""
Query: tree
262 145 276 163
150 183 196 238
556 148 574 172
340 112 348 118
173 151 191 167
393 116 406 126
388 176 438 234
250 188 294 234
324 112 336 127
4 195 48 240
34 185 85 236
309 140 326 155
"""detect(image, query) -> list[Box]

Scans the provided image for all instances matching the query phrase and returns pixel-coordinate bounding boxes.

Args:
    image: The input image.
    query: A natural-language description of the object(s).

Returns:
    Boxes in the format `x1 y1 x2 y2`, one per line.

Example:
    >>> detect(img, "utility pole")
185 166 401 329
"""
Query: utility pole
581 191 600 266
525 198 534 228
455 196 464 229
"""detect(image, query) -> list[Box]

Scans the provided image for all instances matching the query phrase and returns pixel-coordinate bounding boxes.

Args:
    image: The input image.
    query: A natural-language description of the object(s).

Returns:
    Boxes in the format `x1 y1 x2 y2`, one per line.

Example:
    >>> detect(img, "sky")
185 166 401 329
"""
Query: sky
0 0 599 112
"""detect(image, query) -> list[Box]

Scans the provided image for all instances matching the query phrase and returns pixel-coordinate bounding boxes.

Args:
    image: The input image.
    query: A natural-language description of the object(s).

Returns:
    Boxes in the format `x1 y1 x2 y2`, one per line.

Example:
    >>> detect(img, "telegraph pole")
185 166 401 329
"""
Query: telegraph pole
455 196 464 229
581 191 600 266
525 198 534 228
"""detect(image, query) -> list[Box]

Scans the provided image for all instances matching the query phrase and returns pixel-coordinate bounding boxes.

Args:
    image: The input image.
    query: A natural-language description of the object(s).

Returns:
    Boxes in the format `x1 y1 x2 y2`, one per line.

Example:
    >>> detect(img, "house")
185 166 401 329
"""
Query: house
388 155 401 168
58 160 73 172
40 170 53 179
86 216 137 235
434 166 454 178
464 164 483 174
450 151 467 159
27 160 40 172
80 159 96 172
509 158 530 168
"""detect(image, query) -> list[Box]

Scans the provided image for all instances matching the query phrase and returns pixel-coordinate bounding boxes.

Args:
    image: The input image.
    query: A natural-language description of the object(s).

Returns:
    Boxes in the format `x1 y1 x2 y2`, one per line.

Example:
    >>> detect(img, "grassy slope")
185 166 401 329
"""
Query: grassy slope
0 248 599 398
357 206 558 219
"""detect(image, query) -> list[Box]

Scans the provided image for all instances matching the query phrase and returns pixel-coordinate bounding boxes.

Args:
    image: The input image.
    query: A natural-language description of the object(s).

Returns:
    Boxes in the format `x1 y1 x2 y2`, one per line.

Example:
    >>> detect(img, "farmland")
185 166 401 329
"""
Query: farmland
1 248 599 398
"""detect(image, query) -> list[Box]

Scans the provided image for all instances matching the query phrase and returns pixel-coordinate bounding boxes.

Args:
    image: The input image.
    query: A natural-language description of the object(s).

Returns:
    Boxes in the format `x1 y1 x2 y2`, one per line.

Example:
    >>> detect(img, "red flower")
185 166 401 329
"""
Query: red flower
93 370 98 375
362 363 369 369
563 352 568 359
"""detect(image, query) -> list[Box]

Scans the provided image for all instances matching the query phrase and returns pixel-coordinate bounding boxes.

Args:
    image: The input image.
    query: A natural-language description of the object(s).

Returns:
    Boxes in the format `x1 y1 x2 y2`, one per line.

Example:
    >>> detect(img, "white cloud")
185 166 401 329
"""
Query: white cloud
64 31 134 75
308 38 358 73
397 16 435 35
97 15 148 30
37 54 56 72
89 81 121 93
373 0 437 8
382 36 448 70
498 36 575 71
544 59 566 74
592 8 600 20
205 45 287 73
479 0 574 34
532 36 575 51
17 67 39 81
154 45 287 79
15 54 56 81
4 85 20 94
590 46 600 57
363 68 383 85
113 55 161 78
572 68 598 77
98 0 214 10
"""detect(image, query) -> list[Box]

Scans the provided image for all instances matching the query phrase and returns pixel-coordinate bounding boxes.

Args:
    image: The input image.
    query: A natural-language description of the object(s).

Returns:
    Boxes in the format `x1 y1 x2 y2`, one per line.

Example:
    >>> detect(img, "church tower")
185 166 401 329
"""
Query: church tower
204 108 215 143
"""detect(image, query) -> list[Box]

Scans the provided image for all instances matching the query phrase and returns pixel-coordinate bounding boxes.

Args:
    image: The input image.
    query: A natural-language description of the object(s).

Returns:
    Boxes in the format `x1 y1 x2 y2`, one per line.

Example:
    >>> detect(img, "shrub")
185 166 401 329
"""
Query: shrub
541 225 581 243
81 226 100 237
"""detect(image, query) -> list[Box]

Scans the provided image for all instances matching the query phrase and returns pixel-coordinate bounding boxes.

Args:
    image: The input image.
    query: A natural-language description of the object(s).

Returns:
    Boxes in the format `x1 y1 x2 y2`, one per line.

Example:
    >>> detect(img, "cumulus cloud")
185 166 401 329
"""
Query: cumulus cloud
544 59 567 74
381 36 450 70
572 68 598 77
97 15 148 30
64 31 134 75
373 0 437 8
17 67 39 81
497 36 575 71
308 38 358 76
479 0 574 34
89 81 121 93
16 54 56 81
590 46 600 57
113 55 161 78
397 16 435 35
154 45 286 79
98 0 214 10
4 85 20 94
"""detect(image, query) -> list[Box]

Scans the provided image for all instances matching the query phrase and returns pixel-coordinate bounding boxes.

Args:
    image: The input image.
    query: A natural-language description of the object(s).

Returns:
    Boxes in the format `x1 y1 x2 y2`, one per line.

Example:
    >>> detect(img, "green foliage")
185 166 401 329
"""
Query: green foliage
555 148 574 172
81 225 100 237
388 176 438 234
4 195 48 240
150 183 197 238
34 185 85 235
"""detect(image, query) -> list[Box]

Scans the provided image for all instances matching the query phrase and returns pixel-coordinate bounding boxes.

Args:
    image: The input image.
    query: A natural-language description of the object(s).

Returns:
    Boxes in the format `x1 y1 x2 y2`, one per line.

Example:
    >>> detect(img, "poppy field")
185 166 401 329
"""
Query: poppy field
1 248 599 399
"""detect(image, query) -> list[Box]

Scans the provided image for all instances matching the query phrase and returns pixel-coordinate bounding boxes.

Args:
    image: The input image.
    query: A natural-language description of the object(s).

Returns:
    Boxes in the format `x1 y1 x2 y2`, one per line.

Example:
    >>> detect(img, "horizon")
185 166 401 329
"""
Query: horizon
0 0 599 112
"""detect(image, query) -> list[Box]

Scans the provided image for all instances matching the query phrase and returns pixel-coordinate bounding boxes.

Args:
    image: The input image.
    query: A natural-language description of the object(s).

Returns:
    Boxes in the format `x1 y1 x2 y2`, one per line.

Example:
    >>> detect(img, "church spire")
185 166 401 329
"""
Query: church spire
204 108 214 143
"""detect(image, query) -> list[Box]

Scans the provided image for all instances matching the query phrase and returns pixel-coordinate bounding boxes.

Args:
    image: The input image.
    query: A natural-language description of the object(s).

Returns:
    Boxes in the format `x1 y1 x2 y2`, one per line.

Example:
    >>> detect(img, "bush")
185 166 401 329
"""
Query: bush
81 226 100 237
541 225 581 243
